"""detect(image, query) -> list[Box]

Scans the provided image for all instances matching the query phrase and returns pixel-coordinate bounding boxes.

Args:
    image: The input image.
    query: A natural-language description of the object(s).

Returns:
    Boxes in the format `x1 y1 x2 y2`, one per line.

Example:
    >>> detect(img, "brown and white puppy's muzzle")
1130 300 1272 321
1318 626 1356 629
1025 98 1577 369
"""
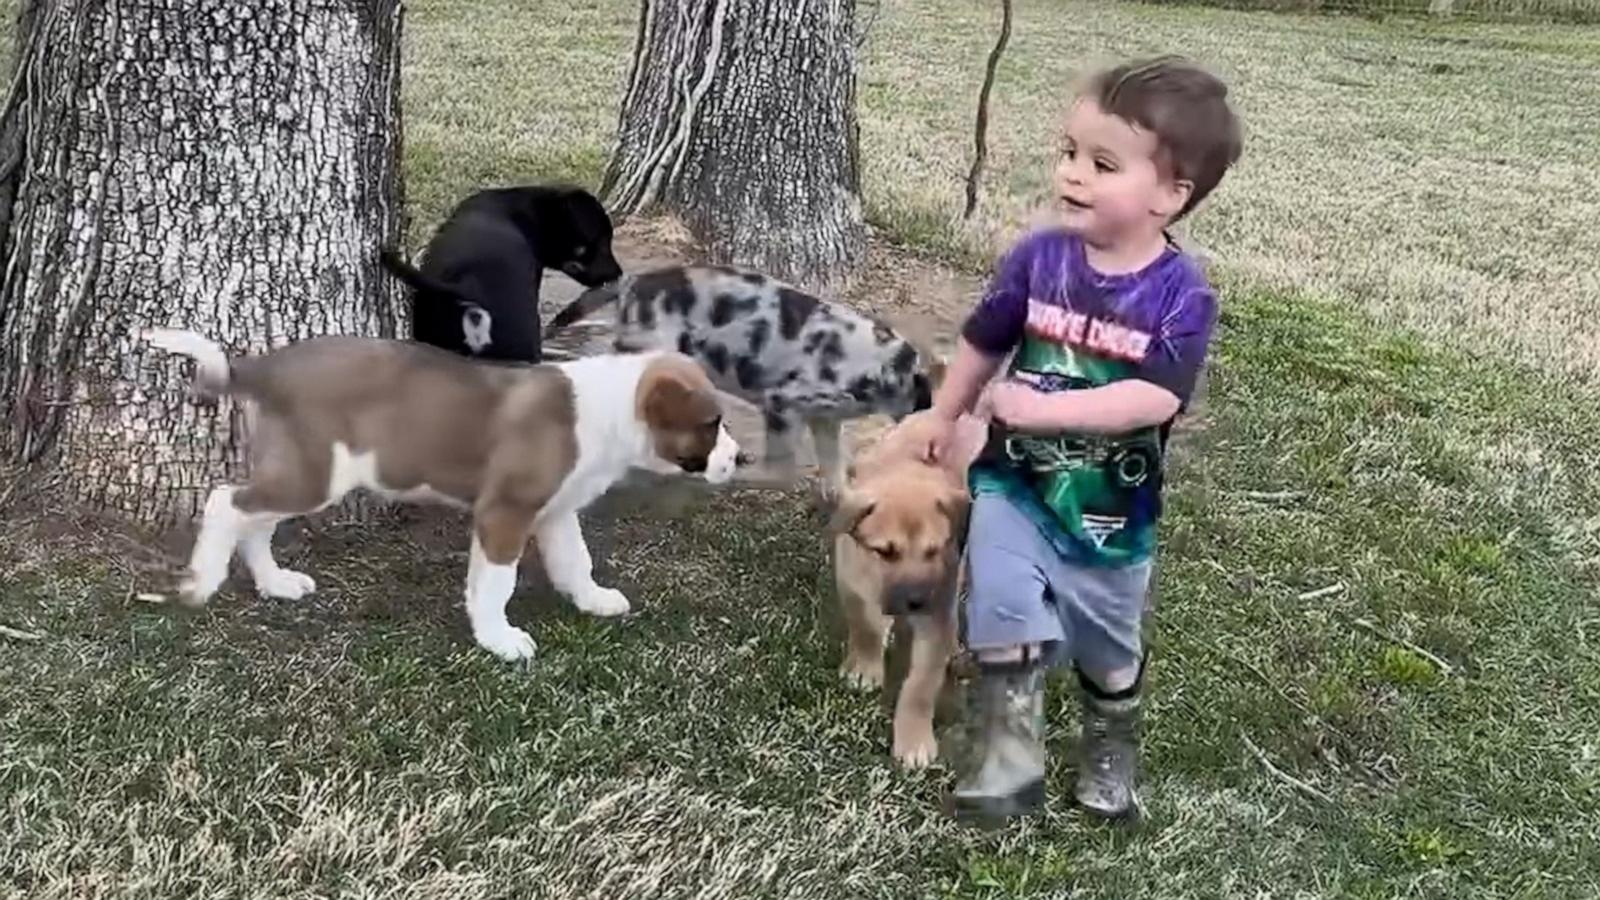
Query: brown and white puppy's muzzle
636 353 740 484
830 462 971 616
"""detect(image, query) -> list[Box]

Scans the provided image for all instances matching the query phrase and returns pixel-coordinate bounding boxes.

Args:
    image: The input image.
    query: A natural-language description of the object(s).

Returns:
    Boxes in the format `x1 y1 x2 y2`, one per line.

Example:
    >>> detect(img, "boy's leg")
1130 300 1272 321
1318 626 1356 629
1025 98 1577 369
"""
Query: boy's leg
950 491 1066 824
1053 556 1154 820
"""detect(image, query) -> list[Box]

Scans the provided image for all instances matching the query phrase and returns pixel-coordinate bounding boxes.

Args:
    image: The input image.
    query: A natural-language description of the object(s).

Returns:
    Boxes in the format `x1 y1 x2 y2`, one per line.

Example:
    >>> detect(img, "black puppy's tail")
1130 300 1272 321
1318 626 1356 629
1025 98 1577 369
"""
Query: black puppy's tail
378 249 475 310
544 280 623 335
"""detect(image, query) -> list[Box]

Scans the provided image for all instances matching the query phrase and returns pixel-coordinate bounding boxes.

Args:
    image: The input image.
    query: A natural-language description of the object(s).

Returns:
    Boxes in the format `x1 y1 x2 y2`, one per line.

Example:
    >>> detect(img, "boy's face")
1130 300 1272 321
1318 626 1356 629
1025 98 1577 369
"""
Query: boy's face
1053 98 1191 246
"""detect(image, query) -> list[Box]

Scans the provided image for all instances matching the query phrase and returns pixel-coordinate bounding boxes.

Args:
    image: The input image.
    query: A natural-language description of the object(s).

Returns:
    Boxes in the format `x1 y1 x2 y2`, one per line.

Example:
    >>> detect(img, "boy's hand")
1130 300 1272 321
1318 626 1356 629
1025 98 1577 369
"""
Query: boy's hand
897 409 958 464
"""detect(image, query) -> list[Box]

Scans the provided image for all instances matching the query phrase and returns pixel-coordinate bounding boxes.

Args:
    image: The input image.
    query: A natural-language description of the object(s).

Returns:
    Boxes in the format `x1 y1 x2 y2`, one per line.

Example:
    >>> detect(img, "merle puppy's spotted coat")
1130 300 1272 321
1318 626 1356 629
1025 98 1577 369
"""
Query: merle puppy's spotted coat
544 265 936 491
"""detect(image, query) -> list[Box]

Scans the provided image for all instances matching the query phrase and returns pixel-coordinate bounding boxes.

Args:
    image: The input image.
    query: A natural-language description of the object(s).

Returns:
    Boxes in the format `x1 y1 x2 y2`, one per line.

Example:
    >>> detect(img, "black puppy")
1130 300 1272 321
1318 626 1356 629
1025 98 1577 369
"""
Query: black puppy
381 184 623 363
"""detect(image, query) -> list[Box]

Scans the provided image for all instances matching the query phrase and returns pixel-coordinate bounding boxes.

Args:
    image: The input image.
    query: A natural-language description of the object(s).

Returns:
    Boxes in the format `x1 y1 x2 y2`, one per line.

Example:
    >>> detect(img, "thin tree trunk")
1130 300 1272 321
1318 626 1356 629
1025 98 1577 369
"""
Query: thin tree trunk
0 0 405 526
963 0 1012 221
602 0 865 295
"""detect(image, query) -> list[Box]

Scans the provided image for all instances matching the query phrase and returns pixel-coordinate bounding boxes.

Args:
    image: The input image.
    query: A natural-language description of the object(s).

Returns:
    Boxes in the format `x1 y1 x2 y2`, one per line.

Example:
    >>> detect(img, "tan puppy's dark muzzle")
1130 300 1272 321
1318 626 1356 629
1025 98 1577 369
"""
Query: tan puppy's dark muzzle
884 578 944 615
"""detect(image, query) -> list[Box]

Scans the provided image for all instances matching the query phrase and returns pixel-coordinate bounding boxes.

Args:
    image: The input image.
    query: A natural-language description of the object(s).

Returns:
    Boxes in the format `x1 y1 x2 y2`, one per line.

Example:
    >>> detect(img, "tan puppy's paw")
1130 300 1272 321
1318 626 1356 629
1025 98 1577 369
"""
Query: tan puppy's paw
893 726 939 769
840 657 885 691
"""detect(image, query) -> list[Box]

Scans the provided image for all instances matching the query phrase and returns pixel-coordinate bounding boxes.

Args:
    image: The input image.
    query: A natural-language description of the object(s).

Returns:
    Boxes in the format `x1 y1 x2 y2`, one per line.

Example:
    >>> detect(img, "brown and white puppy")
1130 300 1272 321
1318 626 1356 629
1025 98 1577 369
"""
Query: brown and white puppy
829 411 988 767
142 329 738 662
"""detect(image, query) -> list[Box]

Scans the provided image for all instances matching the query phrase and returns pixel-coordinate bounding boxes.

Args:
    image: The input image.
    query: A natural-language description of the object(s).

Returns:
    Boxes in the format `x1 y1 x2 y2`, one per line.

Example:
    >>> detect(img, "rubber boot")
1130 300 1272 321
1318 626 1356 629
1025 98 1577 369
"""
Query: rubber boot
949 658 1047 824
1073 663 1144 821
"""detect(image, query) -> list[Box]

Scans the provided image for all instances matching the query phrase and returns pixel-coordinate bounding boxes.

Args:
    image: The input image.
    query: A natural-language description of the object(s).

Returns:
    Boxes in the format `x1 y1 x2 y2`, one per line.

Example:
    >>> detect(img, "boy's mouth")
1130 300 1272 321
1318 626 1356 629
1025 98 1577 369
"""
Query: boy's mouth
1061 195 1091 211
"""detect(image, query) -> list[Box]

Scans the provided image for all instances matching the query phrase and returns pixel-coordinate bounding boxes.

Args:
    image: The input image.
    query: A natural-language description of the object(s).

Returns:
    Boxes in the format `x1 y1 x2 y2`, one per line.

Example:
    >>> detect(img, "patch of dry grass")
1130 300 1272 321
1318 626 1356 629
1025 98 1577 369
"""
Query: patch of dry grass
395 0 1600 379
1129 0 1600 24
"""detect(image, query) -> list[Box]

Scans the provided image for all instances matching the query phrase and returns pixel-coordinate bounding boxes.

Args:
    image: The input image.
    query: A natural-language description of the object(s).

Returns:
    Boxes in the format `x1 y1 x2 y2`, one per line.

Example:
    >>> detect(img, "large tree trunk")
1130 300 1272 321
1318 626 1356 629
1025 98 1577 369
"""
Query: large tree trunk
602 0 866 294
0 0 405 526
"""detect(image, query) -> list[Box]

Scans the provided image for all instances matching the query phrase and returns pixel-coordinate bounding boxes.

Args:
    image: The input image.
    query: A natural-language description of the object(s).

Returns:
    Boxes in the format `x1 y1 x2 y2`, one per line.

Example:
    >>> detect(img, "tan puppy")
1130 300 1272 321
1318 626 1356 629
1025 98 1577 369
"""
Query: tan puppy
829 411 988 767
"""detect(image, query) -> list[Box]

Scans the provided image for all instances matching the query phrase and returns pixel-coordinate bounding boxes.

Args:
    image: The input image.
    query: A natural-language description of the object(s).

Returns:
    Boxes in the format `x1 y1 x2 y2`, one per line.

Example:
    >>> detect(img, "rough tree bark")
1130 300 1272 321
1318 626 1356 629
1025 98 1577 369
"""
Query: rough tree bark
0 0 405 526
602 0 866 294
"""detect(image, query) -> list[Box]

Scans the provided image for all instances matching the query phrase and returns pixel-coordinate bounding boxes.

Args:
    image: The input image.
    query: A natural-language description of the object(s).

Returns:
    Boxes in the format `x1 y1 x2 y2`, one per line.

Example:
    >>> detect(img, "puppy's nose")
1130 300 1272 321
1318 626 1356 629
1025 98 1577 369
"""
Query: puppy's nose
883 581 935 616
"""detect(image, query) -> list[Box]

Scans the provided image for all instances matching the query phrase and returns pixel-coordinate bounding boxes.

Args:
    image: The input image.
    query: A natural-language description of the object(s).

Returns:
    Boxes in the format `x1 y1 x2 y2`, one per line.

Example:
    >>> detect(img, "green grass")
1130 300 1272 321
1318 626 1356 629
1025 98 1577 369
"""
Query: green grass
6 0 1600 896
5 287 1599 897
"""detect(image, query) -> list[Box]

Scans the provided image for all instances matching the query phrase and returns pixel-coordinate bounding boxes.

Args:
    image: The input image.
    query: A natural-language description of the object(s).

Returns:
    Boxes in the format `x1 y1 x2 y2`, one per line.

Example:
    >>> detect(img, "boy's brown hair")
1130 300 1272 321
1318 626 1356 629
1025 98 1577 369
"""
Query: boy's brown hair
1083 55 1243 221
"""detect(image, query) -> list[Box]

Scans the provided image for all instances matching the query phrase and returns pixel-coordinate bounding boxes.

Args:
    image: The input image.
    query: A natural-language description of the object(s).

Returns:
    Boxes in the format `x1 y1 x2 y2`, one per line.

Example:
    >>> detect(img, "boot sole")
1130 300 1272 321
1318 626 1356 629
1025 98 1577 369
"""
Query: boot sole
948 779 1046 827
1075 790 1144 824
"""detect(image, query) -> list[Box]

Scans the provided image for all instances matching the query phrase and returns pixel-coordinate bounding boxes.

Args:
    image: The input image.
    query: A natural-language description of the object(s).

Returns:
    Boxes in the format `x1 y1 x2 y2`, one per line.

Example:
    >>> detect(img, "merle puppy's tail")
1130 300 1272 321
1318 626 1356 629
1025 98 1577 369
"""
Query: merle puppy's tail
379 248 475 309
544 281 623 335
142 328 233 400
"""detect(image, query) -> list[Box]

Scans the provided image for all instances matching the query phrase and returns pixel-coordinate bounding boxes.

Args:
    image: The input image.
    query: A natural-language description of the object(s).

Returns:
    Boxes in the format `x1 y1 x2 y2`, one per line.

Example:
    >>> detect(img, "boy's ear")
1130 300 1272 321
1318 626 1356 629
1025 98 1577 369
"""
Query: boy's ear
1155 178 1194 219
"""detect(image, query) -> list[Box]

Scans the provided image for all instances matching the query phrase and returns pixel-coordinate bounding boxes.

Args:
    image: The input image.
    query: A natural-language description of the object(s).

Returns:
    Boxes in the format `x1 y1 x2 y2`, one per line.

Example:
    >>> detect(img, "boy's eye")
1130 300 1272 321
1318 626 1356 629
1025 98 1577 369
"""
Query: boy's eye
1095 157 1118 173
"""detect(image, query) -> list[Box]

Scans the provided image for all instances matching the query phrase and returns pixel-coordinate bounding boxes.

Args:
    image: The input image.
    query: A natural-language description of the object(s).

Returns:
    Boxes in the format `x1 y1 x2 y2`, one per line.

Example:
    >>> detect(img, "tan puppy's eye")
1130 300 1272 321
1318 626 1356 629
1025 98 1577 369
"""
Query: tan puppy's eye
923 547 939 561
870 544 900 561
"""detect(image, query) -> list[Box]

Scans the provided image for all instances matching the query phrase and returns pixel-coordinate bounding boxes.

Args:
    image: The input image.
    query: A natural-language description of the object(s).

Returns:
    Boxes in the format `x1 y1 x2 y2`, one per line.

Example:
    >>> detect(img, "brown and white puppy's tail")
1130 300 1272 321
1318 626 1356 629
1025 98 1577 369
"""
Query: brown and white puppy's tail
142 328 233 400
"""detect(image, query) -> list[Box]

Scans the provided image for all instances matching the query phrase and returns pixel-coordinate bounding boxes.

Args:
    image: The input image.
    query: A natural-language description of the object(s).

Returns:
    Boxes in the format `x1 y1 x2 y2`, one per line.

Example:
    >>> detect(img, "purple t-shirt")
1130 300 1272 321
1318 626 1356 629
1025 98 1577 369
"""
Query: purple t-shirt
961 228 1217 411
960 228 1220 566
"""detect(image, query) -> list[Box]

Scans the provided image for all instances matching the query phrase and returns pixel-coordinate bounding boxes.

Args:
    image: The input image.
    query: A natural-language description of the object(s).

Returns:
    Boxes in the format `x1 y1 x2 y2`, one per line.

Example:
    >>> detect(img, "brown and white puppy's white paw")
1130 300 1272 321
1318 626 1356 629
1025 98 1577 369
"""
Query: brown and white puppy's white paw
475 625 539 662
465 536 537 662
572 585 631 617
255 569 317 600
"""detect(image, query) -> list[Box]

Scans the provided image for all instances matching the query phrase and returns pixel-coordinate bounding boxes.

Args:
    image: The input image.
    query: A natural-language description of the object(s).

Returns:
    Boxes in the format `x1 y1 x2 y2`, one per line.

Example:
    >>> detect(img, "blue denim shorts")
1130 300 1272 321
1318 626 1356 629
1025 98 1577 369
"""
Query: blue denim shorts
964 490 1152 678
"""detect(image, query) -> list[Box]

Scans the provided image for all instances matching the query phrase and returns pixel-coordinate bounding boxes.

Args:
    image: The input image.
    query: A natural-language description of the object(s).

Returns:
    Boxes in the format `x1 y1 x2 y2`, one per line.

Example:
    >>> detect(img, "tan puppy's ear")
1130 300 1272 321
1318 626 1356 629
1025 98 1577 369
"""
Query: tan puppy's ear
828 487 876 536
936 486 972 538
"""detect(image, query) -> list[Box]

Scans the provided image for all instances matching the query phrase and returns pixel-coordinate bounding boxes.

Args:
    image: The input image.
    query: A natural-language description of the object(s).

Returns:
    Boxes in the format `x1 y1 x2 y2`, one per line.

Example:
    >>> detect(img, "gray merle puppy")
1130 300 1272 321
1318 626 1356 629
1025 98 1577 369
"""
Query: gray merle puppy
544 265 937 493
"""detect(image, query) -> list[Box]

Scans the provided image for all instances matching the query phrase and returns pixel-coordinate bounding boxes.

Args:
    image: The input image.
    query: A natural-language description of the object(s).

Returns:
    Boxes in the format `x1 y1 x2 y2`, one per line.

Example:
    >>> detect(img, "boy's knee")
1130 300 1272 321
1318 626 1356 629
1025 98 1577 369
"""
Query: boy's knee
1084 661 1141 695
1078 648 1148 697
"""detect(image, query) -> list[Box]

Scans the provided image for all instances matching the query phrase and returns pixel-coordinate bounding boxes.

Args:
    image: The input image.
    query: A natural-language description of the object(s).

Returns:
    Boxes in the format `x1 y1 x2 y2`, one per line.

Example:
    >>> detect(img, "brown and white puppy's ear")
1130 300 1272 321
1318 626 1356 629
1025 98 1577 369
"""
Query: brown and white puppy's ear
636 354 740 483
828 486 876 537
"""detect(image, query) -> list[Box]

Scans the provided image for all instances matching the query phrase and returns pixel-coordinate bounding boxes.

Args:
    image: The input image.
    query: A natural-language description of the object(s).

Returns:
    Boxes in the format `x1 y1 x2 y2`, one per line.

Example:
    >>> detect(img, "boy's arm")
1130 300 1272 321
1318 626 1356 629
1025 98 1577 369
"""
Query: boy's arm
985 378 1179 435
928 338 1006 423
